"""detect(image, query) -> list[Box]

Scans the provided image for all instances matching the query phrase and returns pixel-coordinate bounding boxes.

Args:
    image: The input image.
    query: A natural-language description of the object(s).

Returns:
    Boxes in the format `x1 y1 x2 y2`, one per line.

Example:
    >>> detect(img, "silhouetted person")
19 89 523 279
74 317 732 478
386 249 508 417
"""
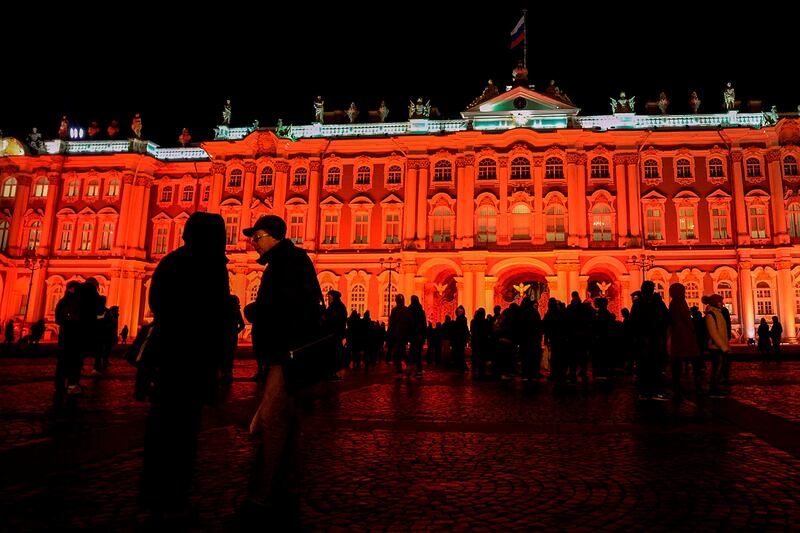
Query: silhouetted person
4 319 14 345
566 291 594 383
705 294 730 396
630 281 669 400
668 283 702 403
29 319 45 344
120 324 129 344
591 297 615 379
451 305 470 373
54 281 82 396
770 316 783 361
470 308 490 379
324 290 347 377
140 212 231 523
241 214 323 520
408 295 427 376
757 318 771 358
221 295 246 384
388 294 413 377
519 298 543 380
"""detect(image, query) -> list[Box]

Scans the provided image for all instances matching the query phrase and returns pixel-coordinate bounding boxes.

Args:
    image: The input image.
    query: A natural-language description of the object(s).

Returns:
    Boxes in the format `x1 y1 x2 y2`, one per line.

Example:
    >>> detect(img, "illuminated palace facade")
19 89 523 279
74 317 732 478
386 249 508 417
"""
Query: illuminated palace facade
2 87 800 342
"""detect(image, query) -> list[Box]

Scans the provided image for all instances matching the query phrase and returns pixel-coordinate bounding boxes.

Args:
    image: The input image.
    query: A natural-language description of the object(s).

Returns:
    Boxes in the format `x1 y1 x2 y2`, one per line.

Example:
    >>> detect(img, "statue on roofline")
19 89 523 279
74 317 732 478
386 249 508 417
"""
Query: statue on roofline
610 91 635 114
222 99 232 125
408 97 431 119
689 91 701 113
723 82 736 111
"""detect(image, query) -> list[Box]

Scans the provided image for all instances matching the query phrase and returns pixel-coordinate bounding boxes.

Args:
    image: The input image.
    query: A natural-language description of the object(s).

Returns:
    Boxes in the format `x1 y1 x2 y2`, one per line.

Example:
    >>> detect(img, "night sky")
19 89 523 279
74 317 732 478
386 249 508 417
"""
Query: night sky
2 2 794 147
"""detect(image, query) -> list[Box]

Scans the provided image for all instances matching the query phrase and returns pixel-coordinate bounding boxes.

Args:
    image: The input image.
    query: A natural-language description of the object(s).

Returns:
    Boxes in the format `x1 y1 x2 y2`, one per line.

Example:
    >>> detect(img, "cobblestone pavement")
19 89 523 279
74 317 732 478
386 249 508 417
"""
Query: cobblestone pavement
1 354 800 531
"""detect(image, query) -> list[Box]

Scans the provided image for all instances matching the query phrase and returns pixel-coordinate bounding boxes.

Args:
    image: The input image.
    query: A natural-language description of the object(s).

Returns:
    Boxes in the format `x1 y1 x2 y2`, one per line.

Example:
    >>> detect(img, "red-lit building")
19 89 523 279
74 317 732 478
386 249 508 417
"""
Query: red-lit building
2 87 799 341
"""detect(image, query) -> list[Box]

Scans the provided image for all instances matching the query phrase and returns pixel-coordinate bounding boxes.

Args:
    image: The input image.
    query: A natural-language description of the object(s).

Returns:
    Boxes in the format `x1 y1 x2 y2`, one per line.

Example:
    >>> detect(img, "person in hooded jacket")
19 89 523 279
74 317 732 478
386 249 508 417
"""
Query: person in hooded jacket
667 283 702 403
705 294 730 396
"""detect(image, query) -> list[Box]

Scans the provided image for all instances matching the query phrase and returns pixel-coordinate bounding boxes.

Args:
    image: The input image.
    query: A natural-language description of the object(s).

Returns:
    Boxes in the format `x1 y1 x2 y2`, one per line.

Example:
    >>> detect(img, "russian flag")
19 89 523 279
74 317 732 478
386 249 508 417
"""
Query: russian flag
510 15 525 49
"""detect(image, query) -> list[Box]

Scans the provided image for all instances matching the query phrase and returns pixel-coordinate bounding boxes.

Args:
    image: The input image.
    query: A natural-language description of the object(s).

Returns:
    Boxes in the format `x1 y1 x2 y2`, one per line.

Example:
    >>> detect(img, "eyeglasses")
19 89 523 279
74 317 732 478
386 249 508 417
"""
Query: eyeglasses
251 233 269 243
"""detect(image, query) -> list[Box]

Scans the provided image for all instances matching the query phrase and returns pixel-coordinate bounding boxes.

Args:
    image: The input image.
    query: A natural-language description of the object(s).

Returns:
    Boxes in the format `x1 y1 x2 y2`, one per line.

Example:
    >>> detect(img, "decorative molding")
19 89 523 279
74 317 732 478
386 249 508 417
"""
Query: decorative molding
309 160 322 171
243 161 257 173
211 162 227 174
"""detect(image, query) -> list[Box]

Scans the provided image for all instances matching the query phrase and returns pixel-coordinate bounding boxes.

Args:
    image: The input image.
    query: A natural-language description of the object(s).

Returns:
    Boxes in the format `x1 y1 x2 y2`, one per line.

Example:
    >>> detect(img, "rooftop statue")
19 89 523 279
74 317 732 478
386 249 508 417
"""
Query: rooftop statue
610 91 635 114
723 82 736 111
58 115 68 140
107 120 119 139
657 92 669 115
131 113 143 139
178 128 192 147
469 79 500 108
378 101 390 123
313 95 325 123
27 127 44 154
345 102 359 123
408 97 431 119
544 80 572 105
87 121 100 139
222 99 232 126
689 91 701 113
511 60 528 87
763 105 779 126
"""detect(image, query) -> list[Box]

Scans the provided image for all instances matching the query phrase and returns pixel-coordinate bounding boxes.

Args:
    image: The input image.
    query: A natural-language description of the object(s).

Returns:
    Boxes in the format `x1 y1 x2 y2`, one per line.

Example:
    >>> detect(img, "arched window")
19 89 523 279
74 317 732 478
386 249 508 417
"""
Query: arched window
289 214 304 244
431 206 453 242
320 283 335 299
545 205 566 242
784 155 799 177
684 281 701 309
382 283 397 319
228 169 243 188
181 185 193 203
510 157 530 180
106 179 120 197
591 204 613 241
387 165 402 184
66 180 80 197
160 186 173 203
154 226 169 254
433 160 452 182
27 221 42 250
717 281 734 315
788 204 800 238
0 220 9 251
351 284 367 315
795 282 800 316
48 284 63 314
86 180 99 197
225 214 239 245
643 160 659 179
79 222 93 251
545 157 564 179
32 178 49 197
708 158 725 178
653 280 666 300
356 166 371 186
293 168 308 187
259 167 273 187
511 203 531 240
755 281 773 316
476 205 497 244
749 205 767 239
590 157 610 179
99 222 114 250
326 167 341 187
249 283 260 303
676 159 692 179
477 159 497 180
746 157 762 178
2 177 18 198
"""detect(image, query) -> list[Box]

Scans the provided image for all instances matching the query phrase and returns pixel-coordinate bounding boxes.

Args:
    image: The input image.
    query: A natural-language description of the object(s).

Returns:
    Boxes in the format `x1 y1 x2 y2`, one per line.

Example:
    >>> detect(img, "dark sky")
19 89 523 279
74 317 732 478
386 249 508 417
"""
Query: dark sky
2 1 794 147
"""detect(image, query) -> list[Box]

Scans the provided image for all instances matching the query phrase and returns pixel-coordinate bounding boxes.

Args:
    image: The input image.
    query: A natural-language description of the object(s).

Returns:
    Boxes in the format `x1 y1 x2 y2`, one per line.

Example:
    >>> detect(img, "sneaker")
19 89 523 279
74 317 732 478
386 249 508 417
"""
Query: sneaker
67 385 82 395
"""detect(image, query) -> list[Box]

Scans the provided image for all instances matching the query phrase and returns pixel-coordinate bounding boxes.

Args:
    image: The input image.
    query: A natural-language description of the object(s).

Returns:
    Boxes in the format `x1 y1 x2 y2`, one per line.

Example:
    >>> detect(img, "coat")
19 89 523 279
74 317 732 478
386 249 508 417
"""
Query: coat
668 284 699 358
705 306 730 353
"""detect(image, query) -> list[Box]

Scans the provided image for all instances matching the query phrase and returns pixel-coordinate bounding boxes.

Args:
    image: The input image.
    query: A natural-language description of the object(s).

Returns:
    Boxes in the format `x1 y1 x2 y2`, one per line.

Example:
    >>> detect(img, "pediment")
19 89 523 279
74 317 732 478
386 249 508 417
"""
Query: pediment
463 86 578 115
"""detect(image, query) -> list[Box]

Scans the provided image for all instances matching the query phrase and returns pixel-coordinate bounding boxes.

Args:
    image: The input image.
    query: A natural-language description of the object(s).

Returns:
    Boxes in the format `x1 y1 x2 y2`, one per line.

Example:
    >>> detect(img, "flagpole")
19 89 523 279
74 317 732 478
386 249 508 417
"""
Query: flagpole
522 9 527 71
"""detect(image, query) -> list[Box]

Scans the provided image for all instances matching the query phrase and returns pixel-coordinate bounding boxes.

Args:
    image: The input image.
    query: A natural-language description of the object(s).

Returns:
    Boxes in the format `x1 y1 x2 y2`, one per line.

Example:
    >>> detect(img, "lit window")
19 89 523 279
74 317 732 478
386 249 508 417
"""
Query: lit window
718 281 734 315
351 284 367 315
545 205 566 242
86 180 99 197
79 223 93 251
755 281 773 316
59 223 72 251
99 222 114 250
289 215 304 244
66 180 80 197
27 221 42 250
106 179 120 197
384 212 400 244
432 206 453 242
0 220 9 251
225 215 239 245
154 226 169 254
354 214 369 244
749 206 767 239
511 204 531 240
591 204 612 241
645 207 663 240
788 204 800 238
684 281 701 309
678 206 696 240
382 283 397 318
32 178 49 197
476 205 498 244
2 178 17 198
323 214 339 244
711 206 729 240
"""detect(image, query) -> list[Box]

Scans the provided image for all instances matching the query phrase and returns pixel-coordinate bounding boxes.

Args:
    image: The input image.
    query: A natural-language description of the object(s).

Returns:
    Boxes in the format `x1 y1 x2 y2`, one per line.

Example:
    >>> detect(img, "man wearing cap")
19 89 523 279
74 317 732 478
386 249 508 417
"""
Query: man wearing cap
241 214 322 521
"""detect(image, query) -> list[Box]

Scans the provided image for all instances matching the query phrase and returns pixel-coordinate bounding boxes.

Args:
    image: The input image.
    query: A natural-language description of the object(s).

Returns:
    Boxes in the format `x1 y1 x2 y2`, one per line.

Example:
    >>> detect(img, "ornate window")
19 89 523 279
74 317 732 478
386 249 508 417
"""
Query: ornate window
27 221 42 250
228 169 243 188
387 165 403 185
32 177 49 197
249 283 260 303
433 160 453 183
202 186 210 202
106 179 120 197
384 212 400 244
86 180 99 198
591 204 613 241
746 157 762 178
160 186 173 203
355 166 371 186
323 214 339 245
749 205 768 239
353 214 369 245
645 207 664 241
2 178 17 198
545 157 564 179
676 159 692 179
99 222 114 250
717 280 735 316
545 205 566 242
590 157 610 179
326 167 341 187
708 158 725 178
0 220 9 251
259 167 273 187
678 206 697 240
788 203 800 239
511 203 531 240
643 160 659 180
181 185 193 203
154 226 169 254
58 222 73 251
66 180 80 198
755 281 774 316
711 205 730 240
510 157 531 180
784 155 799 177
289 214 304 244
350 284 367 315
79 222 93 251
382 283 397 319
225 214 239 246
684 281 701 310
795 281 800 315
478 159 497 180
476 205 498 244
292 168 308 187
431 206 454 242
